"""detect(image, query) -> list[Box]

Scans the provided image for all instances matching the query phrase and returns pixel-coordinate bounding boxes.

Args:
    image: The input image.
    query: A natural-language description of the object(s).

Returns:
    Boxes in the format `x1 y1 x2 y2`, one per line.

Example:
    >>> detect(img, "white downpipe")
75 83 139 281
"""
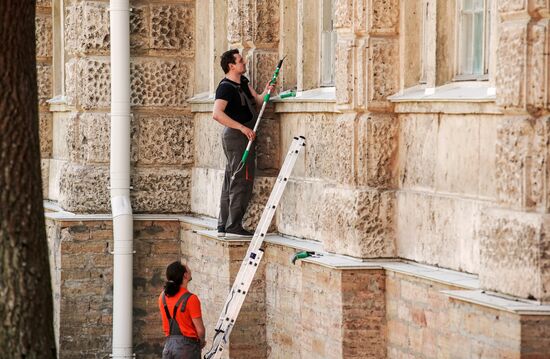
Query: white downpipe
110 1 134 358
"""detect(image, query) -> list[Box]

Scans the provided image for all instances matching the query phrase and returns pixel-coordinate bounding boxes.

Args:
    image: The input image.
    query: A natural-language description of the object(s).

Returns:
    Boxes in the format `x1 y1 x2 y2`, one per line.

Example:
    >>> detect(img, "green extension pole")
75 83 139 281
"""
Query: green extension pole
239 56 286 165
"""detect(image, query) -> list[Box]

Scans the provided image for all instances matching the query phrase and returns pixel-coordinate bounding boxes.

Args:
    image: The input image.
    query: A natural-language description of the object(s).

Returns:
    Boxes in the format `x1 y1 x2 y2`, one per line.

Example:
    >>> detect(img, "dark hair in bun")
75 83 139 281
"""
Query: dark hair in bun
164 261 186 297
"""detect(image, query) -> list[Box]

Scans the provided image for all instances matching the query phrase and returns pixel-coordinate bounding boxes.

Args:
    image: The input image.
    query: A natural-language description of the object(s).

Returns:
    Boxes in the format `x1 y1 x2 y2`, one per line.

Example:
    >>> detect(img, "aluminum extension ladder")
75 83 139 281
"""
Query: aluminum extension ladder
204 136 306 359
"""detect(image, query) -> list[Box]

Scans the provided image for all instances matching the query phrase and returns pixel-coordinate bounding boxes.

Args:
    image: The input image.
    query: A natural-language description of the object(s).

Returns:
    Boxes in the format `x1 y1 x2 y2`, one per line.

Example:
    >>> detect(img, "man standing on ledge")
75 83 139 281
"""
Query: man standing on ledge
212 49 273 237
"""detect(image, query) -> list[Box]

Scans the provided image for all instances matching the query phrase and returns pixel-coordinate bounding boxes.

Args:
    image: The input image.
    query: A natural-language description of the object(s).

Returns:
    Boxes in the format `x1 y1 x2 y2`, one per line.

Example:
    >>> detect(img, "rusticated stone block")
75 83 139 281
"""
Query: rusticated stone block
498 0 527 13
130 6 150 49
335 40 353 105
67 58 192 109
41 160 50 199
135 116 193 165
356 113 397 188
190 167 224 217
277 180 325 240
66 3 149 54
369 0 399 35
65 2 110 55
36 0 51 8
251 50 279 92
355 0 368 32
150 5 194 52
398 114 438 190
36 15 52 58
193 113 225 169
242 0 254 44
131 59 192 107
78 113 111 164
243 176 277 232
256 117 280 172
496 116 549 210
528 20 549 113
75 58 111 109
131 168 191 213
40 112 53 158
368 37 399 110
64 58 78 106
58 163 110 213
319 187 395 258
305 113 354 185
396 191 485 274
480 208 550 302
37 63 52 106
334 0 353 28
52 113 78 162
496 21 527 110
254 0 279 45
227 1 242 43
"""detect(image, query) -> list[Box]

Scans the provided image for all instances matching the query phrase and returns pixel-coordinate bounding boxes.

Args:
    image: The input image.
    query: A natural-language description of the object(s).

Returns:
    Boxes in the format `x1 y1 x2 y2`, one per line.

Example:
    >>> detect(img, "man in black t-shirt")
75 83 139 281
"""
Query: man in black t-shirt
212 49 273 237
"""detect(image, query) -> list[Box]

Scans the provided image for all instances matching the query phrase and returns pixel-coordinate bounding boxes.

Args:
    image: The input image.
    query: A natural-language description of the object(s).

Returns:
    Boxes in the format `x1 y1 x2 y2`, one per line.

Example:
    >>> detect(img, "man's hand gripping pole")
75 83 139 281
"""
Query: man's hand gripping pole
233 57 286 179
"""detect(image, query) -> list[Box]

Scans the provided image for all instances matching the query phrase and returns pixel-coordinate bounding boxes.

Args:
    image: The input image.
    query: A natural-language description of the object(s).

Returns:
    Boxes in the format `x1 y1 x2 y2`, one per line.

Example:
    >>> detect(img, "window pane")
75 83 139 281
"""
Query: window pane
460 12 473 74
321 0 335 86
463 0 473 10
473 11 483 74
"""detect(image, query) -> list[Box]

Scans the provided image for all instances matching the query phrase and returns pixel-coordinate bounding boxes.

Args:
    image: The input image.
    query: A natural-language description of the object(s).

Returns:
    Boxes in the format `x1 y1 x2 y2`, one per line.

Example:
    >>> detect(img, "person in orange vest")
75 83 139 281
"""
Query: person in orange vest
159 261 206 359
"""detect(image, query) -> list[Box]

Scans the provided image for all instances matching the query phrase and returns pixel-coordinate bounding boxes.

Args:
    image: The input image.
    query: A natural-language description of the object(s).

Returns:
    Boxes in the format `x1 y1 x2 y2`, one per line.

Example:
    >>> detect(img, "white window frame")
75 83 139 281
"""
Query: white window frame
455 0 491 81
319 0 336 87
419 0 430 84
52 0 66 97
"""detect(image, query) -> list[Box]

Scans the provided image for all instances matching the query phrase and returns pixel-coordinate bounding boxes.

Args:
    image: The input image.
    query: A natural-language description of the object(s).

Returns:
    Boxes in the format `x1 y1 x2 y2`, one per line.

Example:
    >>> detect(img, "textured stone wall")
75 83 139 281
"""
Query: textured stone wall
49 0 196 213
47 218 180 358
386 271 524 358
475 1 550 302
263 244 387 358
181 227 267 359
274 110 396 258
37 1 54 199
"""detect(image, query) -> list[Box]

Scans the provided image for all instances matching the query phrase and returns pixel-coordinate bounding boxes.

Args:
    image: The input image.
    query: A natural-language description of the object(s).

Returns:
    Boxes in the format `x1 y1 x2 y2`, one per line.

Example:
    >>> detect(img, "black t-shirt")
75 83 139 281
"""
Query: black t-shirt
215 76 255 124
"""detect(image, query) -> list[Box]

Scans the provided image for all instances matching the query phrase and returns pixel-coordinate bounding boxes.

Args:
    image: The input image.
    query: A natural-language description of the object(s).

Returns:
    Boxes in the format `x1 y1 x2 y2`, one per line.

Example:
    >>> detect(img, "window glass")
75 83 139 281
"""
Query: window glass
320 0 335 86
458 0 490 78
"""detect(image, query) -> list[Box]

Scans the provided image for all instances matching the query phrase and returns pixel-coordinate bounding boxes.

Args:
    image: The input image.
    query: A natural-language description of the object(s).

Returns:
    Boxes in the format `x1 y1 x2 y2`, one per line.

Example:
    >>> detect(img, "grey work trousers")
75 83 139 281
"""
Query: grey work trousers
218 120 256 232
162 335 201 359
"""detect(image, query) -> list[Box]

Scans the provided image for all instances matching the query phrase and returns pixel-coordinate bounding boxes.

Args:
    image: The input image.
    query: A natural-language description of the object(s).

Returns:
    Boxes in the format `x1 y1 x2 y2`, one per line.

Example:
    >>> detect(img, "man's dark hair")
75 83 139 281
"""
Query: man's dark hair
220 49 240 74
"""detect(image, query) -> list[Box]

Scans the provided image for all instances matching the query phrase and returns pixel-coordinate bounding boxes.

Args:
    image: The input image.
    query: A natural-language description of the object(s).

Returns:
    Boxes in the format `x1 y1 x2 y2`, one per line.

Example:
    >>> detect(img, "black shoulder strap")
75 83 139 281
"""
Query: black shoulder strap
162 292 171 319
179 292 194 313
219 79 258 118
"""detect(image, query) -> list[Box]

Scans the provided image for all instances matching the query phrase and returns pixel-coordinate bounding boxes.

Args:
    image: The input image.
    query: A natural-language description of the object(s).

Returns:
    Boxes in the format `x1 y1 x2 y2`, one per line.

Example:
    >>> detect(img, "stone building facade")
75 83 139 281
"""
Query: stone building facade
37 0 550 358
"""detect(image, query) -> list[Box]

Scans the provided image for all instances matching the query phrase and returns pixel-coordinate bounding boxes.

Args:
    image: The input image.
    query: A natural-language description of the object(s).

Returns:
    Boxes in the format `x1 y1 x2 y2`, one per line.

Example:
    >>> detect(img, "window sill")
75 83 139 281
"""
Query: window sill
389 83 496 103
273 87 337 113
389 83 500 114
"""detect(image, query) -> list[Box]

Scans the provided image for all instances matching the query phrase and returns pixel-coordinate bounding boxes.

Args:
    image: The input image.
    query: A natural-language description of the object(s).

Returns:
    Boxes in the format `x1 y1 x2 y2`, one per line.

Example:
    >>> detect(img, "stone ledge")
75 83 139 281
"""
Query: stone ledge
188 88 338 114
45 209 481 290
443 289 550 315
195 228 481 289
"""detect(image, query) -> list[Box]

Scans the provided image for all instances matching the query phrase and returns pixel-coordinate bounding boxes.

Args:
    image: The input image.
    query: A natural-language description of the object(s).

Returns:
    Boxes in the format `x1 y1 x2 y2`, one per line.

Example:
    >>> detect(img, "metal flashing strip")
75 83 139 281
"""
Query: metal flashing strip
442 290 550 315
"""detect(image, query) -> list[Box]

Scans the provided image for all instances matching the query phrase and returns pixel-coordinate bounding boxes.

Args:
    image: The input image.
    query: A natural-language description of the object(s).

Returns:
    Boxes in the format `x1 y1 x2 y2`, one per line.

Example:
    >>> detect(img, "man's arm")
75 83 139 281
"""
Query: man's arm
248 83 274 107
212 99 255 141
191 317 206 349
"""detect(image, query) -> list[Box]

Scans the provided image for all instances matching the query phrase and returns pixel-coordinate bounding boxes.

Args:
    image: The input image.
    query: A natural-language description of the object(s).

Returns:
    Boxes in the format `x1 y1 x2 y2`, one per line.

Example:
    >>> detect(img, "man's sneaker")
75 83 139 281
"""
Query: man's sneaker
225 228 254 237
217 227 226 237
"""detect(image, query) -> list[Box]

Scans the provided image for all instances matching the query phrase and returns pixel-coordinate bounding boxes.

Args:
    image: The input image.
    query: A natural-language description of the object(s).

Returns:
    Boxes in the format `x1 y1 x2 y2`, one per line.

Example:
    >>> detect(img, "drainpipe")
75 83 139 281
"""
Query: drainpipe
109 1 134 358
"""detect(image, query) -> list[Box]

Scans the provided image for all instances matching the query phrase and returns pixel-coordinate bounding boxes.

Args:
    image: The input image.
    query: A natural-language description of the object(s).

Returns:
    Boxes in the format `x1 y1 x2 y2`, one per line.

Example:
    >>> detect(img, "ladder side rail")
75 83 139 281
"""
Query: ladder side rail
204 137 305 359
247 137 304 252
224 137 303 296
209 136 304 345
